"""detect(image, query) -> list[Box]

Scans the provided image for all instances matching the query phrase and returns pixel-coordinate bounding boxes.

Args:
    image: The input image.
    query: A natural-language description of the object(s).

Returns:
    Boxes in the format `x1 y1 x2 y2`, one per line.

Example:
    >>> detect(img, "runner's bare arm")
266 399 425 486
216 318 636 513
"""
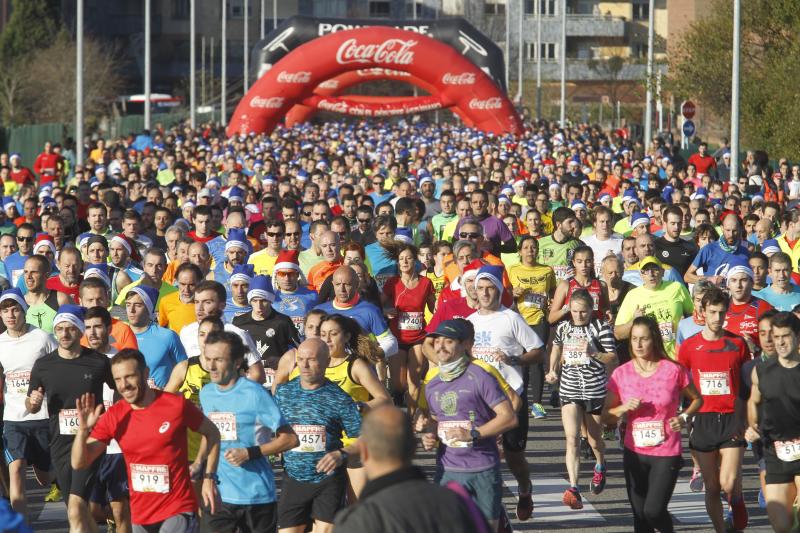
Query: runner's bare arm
271 349 297 395
246 359 266 384
164 359 189 394
351 357 391 408
746 368 761 437
71 392 108 470
197 416 222 514
547 281 569 324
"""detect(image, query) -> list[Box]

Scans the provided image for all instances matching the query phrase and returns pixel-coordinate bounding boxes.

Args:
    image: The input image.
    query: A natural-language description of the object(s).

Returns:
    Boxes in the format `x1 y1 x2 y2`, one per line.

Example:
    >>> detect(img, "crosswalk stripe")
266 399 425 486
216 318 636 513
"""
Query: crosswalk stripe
669 479 713 524
502 474 606 525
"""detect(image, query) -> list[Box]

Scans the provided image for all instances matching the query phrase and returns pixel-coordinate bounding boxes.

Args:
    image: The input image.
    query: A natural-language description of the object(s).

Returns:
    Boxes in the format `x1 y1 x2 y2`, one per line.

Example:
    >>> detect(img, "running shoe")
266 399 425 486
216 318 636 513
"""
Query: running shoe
530 402 547 419
44 483 62 502
729 496 748 531
590 464 606 495
516 481 534 521
562 487 583 510
689 468 704 492
580 437 592 459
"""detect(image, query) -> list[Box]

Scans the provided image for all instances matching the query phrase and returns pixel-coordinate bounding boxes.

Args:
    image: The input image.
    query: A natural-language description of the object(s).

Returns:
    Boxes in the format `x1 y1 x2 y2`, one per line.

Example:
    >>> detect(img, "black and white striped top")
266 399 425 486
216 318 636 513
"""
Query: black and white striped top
554 318 616 400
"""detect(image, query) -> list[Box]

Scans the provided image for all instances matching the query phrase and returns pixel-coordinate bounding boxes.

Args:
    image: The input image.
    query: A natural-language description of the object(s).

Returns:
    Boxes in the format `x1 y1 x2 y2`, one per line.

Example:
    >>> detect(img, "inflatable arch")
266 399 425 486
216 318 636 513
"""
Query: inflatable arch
284 67 475 127
227 27 523 137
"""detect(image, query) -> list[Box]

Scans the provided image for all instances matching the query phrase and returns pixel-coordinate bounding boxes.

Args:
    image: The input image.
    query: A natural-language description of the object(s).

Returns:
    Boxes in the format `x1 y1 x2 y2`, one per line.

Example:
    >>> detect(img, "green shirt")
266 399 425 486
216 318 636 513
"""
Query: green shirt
431 212 458 241
537 235 581 281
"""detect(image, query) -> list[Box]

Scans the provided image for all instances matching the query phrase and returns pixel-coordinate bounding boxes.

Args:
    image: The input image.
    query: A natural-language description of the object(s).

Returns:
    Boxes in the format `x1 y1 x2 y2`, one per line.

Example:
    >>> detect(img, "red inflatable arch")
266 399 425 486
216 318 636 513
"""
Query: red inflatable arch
285 67 475 127
227 27 522 136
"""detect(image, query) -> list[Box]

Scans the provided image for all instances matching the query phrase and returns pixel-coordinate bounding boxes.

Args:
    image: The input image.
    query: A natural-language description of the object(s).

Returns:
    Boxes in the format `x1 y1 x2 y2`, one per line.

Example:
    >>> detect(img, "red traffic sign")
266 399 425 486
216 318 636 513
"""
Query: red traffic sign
681 100 696 119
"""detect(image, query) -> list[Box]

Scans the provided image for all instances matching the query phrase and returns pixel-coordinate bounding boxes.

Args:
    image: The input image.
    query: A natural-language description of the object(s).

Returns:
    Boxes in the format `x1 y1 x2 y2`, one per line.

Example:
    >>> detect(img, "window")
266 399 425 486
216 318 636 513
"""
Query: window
632 2 649 20
524 0 556 15
369 0 391 17
485 0 506 15
632 43 648 58
171 0 189 19
405 0 422 18
526 42 556 61
227 0 253 19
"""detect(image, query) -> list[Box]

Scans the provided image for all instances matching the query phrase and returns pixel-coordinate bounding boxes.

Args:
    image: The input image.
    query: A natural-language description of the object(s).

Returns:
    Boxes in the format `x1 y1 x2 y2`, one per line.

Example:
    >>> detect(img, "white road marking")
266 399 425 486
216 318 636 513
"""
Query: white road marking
669 479 716 524
503 474 606 525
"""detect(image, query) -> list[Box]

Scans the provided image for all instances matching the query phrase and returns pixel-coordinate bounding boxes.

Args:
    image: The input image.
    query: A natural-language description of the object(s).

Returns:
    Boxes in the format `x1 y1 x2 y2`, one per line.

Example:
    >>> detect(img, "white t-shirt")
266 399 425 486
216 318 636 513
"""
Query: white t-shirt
467 307 544 393
100 346 122 454
179 321 261 368
582 234 623 276
0 327 57 421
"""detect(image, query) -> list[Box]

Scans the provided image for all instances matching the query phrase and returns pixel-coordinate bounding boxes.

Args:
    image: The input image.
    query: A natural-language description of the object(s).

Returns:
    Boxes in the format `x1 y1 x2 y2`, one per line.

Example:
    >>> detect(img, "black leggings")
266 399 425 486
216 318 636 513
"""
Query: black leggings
623 449 683 533
529 321 548 404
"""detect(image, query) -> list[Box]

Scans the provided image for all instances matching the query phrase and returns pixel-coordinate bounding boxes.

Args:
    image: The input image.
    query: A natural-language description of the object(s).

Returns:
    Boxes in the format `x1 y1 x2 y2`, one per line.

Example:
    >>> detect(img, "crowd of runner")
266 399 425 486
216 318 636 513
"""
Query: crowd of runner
0 119 797 533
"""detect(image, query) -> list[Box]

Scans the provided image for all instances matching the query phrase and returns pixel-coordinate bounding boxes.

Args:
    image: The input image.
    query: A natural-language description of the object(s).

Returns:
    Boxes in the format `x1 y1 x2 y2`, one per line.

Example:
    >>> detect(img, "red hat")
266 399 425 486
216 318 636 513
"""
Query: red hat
111 233 142 263
274 249 300 273
463 258 488 276
33 234 56 255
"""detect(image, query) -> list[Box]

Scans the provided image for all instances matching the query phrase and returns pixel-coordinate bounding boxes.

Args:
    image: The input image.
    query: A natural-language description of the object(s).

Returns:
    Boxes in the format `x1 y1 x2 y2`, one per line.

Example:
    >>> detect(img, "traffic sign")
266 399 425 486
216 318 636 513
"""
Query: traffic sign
681 100 696 119
682 119 696 138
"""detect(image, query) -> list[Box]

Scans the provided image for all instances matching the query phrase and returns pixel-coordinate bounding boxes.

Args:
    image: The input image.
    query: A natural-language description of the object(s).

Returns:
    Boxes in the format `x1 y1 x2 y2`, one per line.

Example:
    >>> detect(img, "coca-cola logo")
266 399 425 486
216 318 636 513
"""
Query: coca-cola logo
468 97 502 110
250 96 285 109
442 72 476 85
318 99 349 113
335 38 417 66
276 70 312 84
317 80 340 90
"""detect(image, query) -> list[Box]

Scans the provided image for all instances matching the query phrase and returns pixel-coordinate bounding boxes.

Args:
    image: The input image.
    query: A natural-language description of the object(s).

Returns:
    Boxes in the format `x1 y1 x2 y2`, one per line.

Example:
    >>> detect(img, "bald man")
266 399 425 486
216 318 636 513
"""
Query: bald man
314 267 399 389
274 338 363 533
685 213 751 285
334 405 485 532
306 231 343 292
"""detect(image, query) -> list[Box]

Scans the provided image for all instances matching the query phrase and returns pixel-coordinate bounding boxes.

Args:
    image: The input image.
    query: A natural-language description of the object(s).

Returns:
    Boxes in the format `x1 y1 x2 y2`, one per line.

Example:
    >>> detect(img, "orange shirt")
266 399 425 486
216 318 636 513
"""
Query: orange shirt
81 318 138 352
307 259 343 292
158 291 197 334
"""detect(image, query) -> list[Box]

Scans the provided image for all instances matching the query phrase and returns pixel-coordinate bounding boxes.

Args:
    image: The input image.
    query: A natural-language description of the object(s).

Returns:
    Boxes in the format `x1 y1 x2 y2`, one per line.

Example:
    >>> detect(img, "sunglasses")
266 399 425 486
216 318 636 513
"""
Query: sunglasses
275 270 298 277
266 232 284 237
302 211 312 216
357 218 371 224
16 236 34 242
459 232 481 239
284 232 300 237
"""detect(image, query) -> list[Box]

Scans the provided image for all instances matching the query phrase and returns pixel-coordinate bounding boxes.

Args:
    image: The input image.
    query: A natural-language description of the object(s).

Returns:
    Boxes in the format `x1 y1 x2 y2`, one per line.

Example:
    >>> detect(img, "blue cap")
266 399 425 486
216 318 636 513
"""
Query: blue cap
427 319 471 341
0 288 27 312
84 263 111 287
54 304 86 332
230 263 255 284
474 265 504 293
225 228 250 254
247 275 275 303
128 285 159 316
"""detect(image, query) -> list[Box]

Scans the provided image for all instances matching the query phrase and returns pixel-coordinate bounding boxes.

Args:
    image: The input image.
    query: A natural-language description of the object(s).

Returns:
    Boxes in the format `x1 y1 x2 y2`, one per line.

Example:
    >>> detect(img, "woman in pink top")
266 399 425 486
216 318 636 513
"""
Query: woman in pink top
603 316 703 533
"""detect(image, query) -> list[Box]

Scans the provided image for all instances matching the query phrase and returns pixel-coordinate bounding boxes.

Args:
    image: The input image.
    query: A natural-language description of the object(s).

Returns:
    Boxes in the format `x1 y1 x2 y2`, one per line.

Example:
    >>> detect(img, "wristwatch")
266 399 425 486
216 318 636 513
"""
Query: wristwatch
203 472 219 484
338 449 349 464
470 428 481 443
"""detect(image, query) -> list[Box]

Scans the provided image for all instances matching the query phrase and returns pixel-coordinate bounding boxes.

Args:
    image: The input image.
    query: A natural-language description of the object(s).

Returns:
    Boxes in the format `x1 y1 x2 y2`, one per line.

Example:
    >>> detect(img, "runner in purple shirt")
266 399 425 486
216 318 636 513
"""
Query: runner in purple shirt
454 190 517 255
421 319 517 530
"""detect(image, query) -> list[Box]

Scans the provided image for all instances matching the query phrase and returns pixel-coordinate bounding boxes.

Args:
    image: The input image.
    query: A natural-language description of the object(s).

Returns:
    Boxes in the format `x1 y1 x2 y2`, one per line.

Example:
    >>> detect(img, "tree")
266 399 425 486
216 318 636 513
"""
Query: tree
0 0 61 124
21 31 124 127
587 53 627 104
668 0 800 159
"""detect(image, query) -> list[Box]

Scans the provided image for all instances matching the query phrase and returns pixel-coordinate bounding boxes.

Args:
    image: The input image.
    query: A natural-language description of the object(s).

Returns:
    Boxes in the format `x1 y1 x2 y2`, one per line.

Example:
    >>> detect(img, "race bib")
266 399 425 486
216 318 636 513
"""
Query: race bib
699 371 730 396
131 464 170 493
58 409 80 435
631 420 666 448
553 265 570 280
147 378 157 389
291 315 305 335
471 346 497 366
11 269 22 287
563 338 589 366
658 321 674 342
523 292 546 308
5 370 30 395
208 412 237 441
264 368 276 390
398 311 424 331
437 420 472 448
774 438 800 462
292 424 326 453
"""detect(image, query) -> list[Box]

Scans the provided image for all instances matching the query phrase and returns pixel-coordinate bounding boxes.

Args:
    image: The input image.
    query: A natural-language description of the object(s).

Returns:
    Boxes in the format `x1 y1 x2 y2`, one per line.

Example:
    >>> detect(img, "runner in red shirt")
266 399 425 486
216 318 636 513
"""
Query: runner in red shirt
71 348 222 530
678 287 751 532
724 259 772 351
33 142 64 184
687 142 717 177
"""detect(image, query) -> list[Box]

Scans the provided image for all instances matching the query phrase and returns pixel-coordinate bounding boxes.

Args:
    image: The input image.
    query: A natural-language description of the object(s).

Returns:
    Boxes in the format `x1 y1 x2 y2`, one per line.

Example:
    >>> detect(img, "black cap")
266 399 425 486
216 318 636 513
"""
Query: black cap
427 320 471 342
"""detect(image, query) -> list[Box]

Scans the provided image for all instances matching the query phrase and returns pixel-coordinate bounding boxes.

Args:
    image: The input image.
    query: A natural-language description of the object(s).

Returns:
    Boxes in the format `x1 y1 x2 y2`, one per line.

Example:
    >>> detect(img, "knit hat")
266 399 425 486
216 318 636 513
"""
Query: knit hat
230 263 255 284
274 249 301 273
84 263 111 287
0 288 28 312
33 234 56 255
247 275 276 303
54 304 86 332
128 285 159 316
474 265 504 293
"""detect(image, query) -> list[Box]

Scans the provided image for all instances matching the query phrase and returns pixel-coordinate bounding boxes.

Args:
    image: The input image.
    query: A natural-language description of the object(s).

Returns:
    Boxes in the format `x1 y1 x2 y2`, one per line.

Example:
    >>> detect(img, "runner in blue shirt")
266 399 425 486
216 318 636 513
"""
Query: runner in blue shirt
199 331 298 532
125 285 187 389
274 338 362 532
753 252 800 311
272 251 318 336
685 213 749 285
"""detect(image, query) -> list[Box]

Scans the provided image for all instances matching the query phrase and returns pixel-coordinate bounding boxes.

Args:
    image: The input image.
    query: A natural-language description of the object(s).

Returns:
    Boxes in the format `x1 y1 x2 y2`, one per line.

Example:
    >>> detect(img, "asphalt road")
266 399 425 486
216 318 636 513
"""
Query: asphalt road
25 383 772 532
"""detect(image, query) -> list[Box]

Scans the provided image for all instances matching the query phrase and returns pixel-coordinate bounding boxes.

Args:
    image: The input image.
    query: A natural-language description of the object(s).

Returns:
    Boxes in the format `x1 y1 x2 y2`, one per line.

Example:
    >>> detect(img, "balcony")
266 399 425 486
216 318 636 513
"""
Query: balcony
524 14 627 40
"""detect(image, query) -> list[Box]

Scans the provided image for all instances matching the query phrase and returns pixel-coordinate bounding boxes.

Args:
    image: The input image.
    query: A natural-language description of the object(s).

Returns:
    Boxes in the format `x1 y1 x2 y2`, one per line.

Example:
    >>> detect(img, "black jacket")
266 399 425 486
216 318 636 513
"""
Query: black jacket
333 466 486 533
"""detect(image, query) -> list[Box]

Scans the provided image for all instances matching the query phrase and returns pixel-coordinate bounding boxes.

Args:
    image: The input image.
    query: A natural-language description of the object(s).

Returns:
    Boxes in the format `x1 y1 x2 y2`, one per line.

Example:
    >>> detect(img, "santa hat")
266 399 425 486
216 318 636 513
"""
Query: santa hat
274 249 301 273
33 234 56 255
111 234 142 262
